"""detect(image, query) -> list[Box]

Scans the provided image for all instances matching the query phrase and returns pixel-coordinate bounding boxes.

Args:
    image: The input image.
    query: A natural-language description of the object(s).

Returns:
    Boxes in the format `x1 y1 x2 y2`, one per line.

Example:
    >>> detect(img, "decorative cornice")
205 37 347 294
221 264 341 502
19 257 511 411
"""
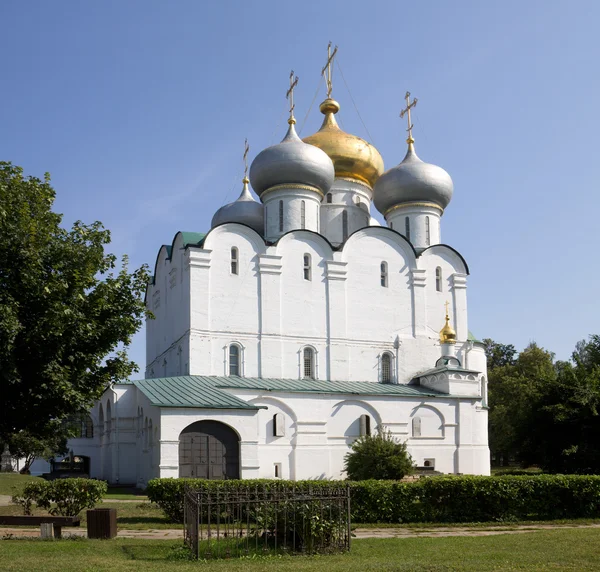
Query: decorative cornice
325 260 348 281
261 183 323 200
188 249 212 269
336 176 373 191
385 202 443 217
450 273 468 290
410 269 427 288
258 254 283 275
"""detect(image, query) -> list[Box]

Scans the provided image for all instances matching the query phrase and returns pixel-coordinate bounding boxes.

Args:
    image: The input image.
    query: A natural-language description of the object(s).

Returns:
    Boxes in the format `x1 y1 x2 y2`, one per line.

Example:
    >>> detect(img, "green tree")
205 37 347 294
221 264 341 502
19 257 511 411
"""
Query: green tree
0 162 149 442
344 427 414 480
482 338 517 370
4 425 70 473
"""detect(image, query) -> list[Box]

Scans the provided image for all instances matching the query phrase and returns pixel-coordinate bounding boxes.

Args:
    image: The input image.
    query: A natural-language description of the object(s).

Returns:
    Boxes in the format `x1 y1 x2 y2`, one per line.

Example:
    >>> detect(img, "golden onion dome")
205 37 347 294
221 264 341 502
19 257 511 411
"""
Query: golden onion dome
439 311 457 345
302 99 384 189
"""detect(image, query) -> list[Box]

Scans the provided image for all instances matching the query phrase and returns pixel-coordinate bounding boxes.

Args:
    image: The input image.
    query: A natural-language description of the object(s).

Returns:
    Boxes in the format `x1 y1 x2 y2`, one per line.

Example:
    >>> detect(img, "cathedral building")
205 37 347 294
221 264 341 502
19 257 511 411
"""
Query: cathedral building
67 62 490 485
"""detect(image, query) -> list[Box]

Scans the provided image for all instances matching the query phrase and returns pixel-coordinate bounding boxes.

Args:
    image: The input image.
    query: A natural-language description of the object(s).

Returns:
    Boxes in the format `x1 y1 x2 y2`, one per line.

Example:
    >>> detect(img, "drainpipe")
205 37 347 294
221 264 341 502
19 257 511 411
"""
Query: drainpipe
394 336 401 384
114 392 120 484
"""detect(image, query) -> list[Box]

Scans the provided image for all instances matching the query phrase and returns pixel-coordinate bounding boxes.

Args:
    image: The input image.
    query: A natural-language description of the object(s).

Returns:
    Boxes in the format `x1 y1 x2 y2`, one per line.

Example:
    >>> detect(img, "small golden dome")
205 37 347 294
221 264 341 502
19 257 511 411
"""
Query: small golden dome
302 98 384 189
439 312 456 345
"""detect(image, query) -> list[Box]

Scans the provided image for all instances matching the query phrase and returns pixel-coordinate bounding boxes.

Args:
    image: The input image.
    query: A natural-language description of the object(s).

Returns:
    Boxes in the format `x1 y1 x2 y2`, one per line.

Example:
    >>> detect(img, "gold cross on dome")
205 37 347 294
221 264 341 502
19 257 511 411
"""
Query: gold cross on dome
444 300 450 317
286 70 299 123
399 91 418 144
243 138 249 181
321 41 338 99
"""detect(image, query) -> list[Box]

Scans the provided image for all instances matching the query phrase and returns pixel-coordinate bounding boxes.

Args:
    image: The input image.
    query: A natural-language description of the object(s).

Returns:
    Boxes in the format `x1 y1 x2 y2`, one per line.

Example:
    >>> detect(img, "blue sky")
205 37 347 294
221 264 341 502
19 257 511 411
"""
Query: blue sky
2 0 599 370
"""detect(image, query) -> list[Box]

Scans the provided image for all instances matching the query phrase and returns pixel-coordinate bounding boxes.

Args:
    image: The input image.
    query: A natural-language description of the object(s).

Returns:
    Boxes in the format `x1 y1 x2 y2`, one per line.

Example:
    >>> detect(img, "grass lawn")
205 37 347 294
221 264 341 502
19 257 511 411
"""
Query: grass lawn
105 486 148 501
0 474 44 496
1 529 600 571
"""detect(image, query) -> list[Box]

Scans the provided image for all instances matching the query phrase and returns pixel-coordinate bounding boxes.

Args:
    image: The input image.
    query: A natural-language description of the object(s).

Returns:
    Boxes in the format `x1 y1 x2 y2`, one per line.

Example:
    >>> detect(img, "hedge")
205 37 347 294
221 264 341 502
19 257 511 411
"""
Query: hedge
146 475 600 524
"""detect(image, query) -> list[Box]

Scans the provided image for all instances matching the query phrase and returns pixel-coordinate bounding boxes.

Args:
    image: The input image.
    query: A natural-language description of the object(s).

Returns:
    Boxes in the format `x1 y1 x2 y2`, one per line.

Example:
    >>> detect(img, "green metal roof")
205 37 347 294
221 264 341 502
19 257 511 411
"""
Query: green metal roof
179 232 206 248
130 375 447 410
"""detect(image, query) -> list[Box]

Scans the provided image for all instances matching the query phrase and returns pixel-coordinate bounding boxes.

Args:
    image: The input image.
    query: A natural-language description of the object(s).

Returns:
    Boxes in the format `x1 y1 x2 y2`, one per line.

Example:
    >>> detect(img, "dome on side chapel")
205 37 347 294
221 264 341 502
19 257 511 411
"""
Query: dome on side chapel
211 179 264 235
373 143 454 216
249 121 334 198
302 98 384 189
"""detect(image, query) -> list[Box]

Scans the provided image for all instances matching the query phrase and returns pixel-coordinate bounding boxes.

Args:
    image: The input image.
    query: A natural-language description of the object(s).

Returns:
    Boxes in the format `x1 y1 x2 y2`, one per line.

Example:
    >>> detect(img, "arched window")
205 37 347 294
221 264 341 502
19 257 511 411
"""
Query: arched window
412 416 422 437
381 353 392 383
301 200 306 229
82 415 94 438
99 404 104 436
405 216 411 242
106 401 112 435
229 344 240 376
303 347 315 380
360 414 371 436
230 247 238 275
425 216 430 246
435 267 442 292
303 253 311 281
279 200 284 232
148 419 153 448
342 210 348 240
273 413 285 437
326 193 332 204
380 262 388 287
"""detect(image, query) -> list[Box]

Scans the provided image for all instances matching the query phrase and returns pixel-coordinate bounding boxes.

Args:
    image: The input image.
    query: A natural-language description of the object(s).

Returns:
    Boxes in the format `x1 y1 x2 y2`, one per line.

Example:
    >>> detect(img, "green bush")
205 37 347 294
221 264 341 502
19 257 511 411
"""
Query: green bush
344 428 414 480
13 478 107 516
147 475 600 524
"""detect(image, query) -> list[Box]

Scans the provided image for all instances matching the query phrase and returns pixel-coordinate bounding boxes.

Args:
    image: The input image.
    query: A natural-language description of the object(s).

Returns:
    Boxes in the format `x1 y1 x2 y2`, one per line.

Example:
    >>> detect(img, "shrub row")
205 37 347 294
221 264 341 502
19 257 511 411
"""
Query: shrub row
13 478 107 516
146 475 600 524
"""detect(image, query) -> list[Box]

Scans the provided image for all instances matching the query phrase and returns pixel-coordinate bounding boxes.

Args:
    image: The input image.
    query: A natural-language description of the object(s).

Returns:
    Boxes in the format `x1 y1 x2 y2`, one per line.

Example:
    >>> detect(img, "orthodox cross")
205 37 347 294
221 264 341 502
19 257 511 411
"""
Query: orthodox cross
444 300 450 318
399 91 418 143
243 138 249 182
321 41 338 99
286 70 299 123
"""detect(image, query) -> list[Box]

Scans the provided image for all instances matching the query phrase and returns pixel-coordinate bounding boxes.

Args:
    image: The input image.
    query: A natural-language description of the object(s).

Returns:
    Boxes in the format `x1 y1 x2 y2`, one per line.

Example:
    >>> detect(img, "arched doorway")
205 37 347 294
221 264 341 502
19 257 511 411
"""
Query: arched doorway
179 421 240 479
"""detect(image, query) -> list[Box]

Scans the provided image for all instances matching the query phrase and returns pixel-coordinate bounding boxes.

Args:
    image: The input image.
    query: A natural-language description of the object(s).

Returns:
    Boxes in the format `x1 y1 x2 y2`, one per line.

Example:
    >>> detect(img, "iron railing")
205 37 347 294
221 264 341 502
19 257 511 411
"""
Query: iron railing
183 483 351 559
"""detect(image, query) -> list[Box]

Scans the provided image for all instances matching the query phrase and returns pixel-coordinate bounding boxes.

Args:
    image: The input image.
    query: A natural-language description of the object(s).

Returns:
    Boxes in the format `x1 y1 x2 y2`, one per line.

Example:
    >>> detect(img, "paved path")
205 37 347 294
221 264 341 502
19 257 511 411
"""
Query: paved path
2 523 600 540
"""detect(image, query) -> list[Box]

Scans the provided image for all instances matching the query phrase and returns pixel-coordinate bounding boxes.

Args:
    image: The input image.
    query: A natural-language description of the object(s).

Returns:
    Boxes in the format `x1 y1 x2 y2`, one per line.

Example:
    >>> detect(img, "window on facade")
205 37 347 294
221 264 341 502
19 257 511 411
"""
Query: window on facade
303 347 315 379
303 254 311 281
301 200 306 229
425 216 430 246
359 414 371 436
342 210 348 240
229 344 240 376
412 416 422 437
326 193 332 203
73 415 94 438
380 262 388 287
435 267 442 292
273 413 285 437
279 200 284 232
231 247 238 275
381 353 392 383
405 217 411 242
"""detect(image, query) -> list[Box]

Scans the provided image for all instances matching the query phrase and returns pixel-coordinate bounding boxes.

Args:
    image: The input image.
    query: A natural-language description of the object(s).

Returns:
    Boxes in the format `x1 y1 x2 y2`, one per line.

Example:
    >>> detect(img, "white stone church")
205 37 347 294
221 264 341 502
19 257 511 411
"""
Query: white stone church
64 76 490 485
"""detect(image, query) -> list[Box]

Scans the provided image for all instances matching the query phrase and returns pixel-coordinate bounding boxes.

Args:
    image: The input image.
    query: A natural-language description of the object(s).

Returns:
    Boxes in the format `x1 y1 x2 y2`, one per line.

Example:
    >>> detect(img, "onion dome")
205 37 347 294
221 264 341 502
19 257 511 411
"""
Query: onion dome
302 99 384 189
211 178 264 235
249 120 334 198
373 141 454 216
439 308 457 345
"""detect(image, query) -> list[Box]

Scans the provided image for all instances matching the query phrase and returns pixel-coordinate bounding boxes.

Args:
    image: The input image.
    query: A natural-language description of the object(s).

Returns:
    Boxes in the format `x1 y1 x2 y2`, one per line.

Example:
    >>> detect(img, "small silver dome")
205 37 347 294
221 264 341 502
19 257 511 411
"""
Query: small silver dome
211 180 264 235
249 122 334 198
373 143 453 215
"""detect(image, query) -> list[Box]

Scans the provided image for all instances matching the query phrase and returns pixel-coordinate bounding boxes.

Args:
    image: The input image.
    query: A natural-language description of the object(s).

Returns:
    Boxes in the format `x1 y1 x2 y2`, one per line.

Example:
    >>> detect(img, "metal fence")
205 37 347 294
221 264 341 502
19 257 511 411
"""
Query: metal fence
183 483 351 559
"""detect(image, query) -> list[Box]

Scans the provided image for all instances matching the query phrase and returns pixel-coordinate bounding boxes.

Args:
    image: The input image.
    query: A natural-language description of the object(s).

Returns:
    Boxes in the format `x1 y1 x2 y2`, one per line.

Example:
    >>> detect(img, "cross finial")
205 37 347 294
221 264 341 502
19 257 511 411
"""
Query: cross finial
286 70 299 124
321 41 338 99
444 300 450 318
399 91 418 145
242 138 249 183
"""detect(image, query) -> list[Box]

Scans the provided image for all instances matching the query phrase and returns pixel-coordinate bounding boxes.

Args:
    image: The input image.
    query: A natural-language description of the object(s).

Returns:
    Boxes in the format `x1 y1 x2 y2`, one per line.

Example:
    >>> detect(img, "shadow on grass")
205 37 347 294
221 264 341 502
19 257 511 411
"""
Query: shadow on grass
120 543 190 562
117 517 173 526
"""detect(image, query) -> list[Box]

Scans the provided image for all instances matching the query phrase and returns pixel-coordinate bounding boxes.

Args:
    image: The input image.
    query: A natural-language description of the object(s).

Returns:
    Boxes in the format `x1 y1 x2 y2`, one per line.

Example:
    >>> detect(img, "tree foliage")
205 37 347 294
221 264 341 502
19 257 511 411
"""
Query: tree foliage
0 162 149 441
344 427 414 480
4 424 70 473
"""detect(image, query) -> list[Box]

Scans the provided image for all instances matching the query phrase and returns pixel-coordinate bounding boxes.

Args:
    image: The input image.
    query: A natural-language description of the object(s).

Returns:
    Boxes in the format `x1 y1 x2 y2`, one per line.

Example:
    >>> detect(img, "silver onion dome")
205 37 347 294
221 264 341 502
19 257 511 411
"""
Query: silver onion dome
249 122 335 198
211 179 265 235
373 143 454 215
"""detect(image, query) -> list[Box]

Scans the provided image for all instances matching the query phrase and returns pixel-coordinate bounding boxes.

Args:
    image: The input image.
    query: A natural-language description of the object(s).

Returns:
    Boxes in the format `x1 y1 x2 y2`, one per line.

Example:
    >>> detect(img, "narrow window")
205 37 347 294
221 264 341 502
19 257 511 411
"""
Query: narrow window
326 193 332 204
84 416 94 438
148 419 153 448
279 200 284 232
274 463 282 478
303 347 315 379
435 267 442 292
273 413 285 437
303 254 311 281
229 344 240 376
301 200 306 229
425 216 431 246
412 417 422 437
381 353 392 383
342 210 349 240
380 262 388 288
230 247 238 275
360 414 371 436
405 217 411 242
